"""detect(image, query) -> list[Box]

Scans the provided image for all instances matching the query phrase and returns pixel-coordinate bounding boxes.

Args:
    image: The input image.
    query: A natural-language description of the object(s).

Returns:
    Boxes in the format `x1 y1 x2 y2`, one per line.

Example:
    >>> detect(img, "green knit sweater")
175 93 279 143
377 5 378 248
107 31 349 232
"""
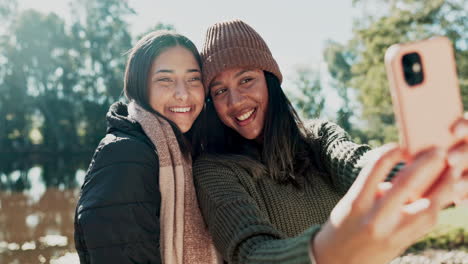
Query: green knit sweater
193 121 392 264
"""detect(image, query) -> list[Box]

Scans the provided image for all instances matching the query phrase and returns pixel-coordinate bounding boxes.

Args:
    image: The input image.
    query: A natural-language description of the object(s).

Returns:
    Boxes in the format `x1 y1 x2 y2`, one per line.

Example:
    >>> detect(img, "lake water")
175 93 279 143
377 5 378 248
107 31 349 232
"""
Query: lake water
0 154 90 264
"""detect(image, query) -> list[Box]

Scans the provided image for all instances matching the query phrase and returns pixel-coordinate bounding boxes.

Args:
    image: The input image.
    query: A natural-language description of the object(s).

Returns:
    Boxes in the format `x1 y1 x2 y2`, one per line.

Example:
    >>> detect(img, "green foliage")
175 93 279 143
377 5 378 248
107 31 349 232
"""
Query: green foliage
290 67 325 119
407 228 468 252
0 0 17 22
406 206 468 252
0 0 174 152
323 40 353 132
137 22 176 40
323 0 468 145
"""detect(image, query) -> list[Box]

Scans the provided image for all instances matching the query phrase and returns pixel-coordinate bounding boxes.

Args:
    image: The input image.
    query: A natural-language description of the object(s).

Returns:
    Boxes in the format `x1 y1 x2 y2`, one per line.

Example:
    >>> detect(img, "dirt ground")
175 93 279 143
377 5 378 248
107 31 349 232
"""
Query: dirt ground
390 249 468 264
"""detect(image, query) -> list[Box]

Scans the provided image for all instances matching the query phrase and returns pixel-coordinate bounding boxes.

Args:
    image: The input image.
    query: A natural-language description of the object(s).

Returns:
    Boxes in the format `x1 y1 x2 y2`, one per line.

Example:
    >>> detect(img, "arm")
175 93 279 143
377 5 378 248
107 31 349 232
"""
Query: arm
305 120 371 194
312 144 458 264
306 120 402 194
194 158 319 264
75 134 161 264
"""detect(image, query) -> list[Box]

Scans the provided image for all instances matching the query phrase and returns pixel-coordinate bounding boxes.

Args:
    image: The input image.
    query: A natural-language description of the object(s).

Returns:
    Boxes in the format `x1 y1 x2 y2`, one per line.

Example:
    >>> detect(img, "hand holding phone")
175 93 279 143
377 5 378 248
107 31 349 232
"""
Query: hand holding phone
385 36 463 157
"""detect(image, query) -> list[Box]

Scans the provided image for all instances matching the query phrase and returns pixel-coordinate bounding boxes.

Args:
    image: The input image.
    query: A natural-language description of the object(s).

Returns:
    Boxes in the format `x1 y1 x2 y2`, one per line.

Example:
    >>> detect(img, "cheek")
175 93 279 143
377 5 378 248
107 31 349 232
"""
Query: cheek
213 101 230 122
148 85 166 112
261 95 268 113
192 87 205 108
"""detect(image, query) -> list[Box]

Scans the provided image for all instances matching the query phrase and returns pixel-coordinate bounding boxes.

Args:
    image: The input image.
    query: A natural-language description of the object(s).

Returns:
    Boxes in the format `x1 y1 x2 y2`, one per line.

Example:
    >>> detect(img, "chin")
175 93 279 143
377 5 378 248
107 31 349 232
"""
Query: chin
181 127 191 133
240 132 259 140
174 123 189 133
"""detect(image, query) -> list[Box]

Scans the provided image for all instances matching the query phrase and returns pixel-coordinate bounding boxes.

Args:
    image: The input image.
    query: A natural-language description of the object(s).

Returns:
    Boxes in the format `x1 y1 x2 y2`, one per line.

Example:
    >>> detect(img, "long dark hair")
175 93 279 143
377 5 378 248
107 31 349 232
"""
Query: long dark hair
124 31 205 158
203 71 316 184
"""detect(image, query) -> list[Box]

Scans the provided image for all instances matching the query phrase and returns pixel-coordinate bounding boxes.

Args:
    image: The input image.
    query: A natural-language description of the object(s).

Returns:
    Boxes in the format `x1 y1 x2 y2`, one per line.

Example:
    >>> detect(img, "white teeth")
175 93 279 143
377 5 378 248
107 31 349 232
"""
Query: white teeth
170 107 191 113
236 109 255 121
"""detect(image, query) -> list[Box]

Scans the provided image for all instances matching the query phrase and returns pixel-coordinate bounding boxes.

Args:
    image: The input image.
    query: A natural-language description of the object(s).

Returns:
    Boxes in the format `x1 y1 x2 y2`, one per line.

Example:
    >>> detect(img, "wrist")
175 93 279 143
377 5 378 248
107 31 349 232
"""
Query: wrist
311 228 332 264
308 236 318 264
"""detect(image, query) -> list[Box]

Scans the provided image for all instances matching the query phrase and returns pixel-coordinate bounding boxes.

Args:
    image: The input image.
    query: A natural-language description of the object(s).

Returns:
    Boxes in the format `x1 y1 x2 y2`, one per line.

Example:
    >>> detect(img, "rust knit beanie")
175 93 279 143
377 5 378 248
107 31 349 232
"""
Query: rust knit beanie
201 19 283 90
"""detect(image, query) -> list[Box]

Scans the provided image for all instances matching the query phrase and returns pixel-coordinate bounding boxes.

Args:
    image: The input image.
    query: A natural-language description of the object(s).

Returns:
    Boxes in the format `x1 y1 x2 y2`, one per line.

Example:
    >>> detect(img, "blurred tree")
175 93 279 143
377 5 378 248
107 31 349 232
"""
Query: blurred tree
1 10 76 151
137 22 176 39
0 0 175 153
326 0 467 146
290 67 325 119
323 40 354 132
0 0 17 22
70 0 134 102
69 0 135 149
0 0 21 151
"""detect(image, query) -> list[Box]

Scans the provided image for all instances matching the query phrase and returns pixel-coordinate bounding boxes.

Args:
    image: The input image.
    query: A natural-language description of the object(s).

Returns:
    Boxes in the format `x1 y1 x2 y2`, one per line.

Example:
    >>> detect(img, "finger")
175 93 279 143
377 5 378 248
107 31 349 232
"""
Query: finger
424 167 461 209
455 199 468 207
373 148 446 222
396 147 446 202
393 199 438 246
376 182 393 199
451 113 468 142
448 142 468 168
352 144 404 206
453 172 468 206
375 198 435 239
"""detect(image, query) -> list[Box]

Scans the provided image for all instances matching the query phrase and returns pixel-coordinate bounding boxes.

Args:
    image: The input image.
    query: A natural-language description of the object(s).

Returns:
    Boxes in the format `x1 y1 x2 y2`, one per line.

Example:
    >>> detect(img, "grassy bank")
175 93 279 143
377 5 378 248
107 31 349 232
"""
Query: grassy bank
406 206 468 253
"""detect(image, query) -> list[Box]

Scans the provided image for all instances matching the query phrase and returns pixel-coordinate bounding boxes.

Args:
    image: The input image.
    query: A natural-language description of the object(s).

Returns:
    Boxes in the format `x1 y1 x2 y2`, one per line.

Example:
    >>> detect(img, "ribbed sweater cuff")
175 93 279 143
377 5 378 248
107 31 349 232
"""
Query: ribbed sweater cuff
240 225 322 264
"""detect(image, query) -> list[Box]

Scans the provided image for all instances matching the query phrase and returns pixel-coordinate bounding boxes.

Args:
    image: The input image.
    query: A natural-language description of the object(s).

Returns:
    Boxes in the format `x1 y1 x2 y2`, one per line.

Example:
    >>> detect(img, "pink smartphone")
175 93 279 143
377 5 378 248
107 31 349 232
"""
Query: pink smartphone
385 36 463 157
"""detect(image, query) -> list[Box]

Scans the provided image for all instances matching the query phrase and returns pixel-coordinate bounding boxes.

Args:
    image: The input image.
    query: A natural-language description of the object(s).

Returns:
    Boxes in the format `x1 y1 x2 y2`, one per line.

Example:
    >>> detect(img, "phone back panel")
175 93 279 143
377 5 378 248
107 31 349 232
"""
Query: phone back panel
385 36 463 156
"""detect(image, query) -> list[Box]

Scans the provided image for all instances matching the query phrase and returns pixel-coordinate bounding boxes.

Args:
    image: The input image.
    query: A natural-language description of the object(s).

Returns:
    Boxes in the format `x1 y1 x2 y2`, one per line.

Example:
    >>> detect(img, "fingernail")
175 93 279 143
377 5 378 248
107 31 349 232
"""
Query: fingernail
448 152 462 167
454 124 468 139
455 199 468 208
452 167 462 179
454 181 466 192
433 148 446 161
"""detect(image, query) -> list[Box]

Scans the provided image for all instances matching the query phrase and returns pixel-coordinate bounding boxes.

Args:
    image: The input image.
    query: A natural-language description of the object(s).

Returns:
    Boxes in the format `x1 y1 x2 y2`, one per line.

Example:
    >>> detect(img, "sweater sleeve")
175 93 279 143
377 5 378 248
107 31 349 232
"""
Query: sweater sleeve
193 158 319 264
305 120 371 194
305 120 403 194
74 134 161 264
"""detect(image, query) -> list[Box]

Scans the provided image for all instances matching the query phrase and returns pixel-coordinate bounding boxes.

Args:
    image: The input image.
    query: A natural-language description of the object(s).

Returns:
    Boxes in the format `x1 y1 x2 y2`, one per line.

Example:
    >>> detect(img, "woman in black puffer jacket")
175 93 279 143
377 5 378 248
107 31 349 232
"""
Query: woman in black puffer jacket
74 31 206 264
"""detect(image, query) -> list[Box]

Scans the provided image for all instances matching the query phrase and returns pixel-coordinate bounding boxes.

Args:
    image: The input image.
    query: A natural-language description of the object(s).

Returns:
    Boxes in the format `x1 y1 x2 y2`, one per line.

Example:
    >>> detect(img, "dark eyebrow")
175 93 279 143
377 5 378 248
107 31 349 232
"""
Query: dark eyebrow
154 69 200 74
210 81 222 89
210 69 255 89
234 69 254 78
154 69 173 74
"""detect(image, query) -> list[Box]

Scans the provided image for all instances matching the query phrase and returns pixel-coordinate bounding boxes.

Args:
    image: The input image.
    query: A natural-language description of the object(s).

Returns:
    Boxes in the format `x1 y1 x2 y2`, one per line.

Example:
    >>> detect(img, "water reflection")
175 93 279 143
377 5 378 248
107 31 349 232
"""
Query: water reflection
0 154 90 264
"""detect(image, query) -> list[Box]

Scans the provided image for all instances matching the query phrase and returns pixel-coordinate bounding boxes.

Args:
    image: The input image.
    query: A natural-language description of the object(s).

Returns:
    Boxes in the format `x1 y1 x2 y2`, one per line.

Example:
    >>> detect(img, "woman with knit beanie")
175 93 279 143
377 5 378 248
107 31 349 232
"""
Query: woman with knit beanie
193 19 468 264
74 31 221 264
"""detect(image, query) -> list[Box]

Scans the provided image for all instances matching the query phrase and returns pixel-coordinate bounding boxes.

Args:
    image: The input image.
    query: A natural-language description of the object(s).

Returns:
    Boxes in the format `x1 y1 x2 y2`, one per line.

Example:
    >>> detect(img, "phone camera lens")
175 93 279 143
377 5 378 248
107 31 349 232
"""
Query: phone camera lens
402 52 424 86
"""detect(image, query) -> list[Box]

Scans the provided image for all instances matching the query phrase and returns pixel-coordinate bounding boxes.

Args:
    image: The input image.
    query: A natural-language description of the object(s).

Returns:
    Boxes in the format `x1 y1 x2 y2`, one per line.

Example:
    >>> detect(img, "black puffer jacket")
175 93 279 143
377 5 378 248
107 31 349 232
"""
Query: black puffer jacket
74 102 161 264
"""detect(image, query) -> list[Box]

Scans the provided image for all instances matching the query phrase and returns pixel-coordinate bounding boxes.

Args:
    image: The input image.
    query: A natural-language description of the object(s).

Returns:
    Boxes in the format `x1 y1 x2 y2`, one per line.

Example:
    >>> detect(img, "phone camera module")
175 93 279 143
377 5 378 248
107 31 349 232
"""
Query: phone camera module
402 52 424 86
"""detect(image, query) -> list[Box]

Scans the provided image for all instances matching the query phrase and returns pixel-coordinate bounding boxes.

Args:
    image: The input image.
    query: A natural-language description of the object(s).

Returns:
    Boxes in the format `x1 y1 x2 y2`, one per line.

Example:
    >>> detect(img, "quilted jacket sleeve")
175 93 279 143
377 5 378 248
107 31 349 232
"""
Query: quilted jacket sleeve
74 133 161 264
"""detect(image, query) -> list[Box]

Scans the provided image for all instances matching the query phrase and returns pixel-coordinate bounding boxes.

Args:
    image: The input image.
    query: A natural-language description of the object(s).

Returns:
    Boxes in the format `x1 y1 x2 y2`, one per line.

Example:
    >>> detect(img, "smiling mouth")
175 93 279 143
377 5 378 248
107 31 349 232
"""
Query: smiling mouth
169 107 192 113
235 108 256 122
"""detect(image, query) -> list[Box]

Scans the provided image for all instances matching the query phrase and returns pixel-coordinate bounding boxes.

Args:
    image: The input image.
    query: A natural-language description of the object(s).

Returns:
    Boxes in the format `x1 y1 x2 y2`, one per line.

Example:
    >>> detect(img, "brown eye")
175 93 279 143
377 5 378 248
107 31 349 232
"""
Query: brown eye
188 76 201 82
240 77 254 85
213 88 227 96
156 77 173 83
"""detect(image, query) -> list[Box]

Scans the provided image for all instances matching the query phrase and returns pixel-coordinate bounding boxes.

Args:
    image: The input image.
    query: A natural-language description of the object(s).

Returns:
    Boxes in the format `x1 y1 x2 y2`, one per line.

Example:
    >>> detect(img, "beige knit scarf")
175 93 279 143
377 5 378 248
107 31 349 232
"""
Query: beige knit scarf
128 101 221 264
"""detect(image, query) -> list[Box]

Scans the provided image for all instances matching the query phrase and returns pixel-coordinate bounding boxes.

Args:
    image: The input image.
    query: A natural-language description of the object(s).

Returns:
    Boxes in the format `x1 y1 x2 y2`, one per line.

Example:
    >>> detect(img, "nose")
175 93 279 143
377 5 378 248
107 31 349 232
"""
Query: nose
228 89 246 107
174 81 188 101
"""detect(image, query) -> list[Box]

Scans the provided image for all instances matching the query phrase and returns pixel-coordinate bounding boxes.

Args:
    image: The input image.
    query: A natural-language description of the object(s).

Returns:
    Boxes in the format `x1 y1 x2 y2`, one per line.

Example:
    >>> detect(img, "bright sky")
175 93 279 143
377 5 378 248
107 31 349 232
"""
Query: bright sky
17 0 362 116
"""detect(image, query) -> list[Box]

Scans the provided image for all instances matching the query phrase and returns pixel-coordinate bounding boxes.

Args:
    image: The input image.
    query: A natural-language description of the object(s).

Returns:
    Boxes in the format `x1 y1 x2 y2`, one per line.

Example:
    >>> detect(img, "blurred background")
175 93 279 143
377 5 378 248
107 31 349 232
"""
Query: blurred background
0 0 467 263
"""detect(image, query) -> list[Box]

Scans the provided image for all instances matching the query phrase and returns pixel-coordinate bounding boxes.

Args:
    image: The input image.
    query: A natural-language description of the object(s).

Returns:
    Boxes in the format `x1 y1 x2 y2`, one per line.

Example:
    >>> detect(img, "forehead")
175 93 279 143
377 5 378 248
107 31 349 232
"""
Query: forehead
211 67 261 83
151 46 199 69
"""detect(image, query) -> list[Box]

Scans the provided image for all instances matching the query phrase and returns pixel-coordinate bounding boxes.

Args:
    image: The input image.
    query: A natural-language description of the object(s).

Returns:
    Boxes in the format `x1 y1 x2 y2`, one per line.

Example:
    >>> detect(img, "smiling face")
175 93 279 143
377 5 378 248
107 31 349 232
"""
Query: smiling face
210 67 268 141
147 46 205 133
